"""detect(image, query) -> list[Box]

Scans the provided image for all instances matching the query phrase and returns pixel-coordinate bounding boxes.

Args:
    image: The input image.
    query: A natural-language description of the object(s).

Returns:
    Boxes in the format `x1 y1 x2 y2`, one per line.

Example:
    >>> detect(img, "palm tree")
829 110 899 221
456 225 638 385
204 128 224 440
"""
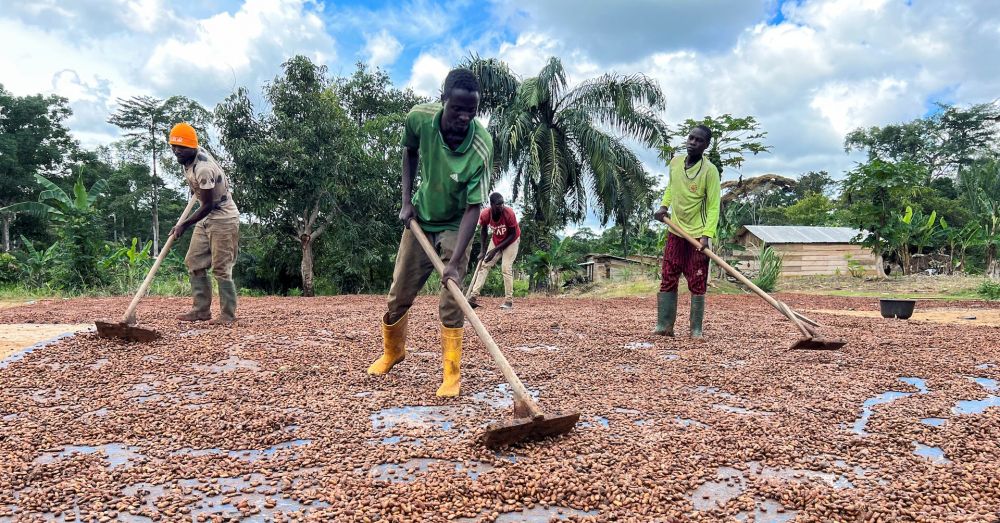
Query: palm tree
461 56 668 244
524 235 579 291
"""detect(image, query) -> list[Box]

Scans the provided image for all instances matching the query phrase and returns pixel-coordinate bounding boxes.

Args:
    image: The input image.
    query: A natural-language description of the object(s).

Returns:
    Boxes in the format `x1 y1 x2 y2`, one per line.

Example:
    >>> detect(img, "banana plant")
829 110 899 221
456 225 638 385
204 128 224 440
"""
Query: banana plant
14 235 60 287
0 173 108 226
913 208 938 255
101 237 154 286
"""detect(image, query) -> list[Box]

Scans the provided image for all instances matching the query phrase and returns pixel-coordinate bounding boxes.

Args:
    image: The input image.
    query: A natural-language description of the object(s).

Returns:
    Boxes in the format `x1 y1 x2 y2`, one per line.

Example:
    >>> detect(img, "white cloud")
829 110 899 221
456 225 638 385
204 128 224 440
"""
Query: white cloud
363 30 404 67
810 77 916 139
406 53 451 98
1 0 338 148
144 0 335 103
491 0 770 62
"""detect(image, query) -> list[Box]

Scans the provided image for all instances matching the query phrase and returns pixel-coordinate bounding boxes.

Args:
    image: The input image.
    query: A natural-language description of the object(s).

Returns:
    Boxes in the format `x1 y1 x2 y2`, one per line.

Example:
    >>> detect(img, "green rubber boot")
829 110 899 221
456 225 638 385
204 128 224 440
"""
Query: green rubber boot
209 279 238 325
690 294 705 338
178 274 212 321
653 291 677 336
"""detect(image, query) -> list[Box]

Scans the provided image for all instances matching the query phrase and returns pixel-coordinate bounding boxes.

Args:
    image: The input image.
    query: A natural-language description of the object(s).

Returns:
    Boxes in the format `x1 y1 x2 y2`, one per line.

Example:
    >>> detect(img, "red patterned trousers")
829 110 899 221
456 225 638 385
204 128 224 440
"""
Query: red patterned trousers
660 233 709 295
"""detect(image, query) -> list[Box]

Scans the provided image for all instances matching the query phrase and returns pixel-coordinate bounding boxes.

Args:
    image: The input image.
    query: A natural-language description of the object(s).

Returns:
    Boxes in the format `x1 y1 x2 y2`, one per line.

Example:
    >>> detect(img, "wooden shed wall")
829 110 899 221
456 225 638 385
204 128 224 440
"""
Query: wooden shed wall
734 241 877 276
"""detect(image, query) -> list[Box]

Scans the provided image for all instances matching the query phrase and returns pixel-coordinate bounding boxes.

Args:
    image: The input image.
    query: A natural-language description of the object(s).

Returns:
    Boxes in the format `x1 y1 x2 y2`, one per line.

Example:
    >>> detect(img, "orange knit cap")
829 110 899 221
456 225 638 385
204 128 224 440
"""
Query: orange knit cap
168 122 199 149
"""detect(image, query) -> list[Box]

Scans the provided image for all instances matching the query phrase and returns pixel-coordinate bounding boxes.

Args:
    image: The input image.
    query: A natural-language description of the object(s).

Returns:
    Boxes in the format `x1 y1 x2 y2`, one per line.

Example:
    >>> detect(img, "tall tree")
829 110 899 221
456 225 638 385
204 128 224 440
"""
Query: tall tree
462 55 669 240
794 170 835 198
216 56 361 296
0 85 76 252
720 174 797 225
107 95 211 254
845 101 1000 179
841 160 926 277
939 102 1000 177
677 114 772 175
959 158 1000 278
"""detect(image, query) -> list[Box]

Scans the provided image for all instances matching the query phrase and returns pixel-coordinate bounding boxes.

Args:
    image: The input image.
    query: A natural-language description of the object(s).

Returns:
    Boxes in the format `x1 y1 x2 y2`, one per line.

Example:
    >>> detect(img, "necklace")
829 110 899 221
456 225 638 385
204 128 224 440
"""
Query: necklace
683 156 705 181
682 156 705 193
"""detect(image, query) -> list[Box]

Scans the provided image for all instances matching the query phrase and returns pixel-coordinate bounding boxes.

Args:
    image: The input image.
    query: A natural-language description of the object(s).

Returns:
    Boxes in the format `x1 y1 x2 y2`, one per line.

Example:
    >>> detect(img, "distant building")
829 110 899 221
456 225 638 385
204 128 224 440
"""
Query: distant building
579 253 658 283
734 226 877 276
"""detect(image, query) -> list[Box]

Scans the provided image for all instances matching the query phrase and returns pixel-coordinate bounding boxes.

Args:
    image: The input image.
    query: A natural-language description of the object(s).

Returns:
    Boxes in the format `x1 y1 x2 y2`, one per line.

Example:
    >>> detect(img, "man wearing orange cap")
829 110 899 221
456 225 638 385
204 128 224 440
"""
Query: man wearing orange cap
167 122 241 325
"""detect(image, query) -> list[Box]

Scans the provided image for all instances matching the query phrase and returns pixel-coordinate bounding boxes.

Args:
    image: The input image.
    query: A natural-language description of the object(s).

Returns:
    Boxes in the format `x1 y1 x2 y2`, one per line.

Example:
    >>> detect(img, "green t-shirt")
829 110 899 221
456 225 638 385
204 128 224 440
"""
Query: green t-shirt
400 102 492 232
660 154 721 238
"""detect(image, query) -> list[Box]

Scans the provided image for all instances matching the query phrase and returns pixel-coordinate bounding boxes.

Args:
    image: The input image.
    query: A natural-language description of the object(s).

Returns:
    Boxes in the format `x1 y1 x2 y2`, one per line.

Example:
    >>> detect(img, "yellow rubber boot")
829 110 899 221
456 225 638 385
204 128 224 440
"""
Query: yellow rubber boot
436 325 463 397
367 312 408 375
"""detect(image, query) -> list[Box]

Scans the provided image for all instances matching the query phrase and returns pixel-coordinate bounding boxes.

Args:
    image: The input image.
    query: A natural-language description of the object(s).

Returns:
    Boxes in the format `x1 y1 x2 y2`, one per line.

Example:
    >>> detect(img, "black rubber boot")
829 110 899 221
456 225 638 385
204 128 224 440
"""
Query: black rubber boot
654 291 677 336
690 294 705 338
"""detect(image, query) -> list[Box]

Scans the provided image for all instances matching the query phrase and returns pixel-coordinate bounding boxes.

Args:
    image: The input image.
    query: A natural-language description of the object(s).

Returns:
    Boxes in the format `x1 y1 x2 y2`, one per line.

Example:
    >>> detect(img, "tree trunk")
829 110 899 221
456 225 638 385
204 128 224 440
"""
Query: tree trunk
300 234 315 296
151 189 160 255
988 245 1000 280
875 253 887 278
150 127 160 254
1 214 9 252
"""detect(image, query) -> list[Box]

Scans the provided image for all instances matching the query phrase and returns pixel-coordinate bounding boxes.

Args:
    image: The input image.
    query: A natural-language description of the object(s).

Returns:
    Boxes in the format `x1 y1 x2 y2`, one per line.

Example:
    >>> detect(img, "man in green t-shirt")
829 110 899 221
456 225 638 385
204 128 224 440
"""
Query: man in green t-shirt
653 125 721 338
367 68 492 398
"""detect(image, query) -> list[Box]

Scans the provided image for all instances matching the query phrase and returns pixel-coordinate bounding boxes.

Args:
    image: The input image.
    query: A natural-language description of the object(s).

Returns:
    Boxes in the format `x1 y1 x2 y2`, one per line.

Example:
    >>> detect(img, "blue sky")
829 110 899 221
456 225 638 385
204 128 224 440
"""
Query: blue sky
3 0 999 231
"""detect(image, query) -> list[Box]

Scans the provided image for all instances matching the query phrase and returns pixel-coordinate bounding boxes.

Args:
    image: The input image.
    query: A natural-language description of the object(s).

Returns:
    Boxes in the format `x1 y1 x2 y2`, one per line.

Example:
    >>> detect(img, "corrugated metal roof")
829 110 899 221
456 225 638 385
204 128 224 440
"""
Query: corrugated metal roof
742 225 864 244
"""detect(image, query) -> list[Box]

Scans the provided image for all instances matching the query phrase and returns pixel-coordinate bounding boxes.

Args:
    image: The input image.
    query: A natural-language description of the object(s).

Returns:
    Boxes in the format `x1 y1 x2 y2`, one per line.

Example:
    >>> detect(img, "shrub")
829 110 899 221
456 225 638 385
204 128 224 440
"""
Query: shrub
0 253 19 284
978 280 1000 301
845 254 866 279
513 279 529 298
751 246 783 292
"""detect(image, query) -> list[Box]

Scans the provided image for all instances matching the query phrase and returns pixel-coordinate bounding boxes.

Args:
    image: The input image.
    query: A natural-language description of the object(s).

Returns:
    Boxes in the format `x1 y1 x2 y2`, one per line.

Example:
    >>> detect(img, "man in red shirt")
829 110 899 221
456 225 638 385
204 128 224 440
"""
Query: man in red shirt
468 192 521 309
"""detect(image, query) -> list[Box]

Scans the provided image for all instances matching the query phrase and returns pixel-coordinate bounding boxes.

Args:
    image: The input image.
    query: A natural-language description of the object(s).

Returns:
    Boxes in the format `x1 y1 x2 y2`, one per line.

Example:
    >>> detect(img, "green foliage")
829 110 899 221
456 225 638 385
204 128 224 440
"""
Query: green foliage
959 159 1000 277
0 84 78 250
977 280 1000 300
845 254 866 279
217 58 410 296
783 192 836 226
13 235 59 286
420 272 442 296
0 252 19 283
795 171 836 198
100 237 153 292
462 55 668 241
845 102 1000 178
841 160 926 274
721 174 798 225
471 267 531 298
751 246 783 292
523 236 579 291
676 114 772 174
2 174 108 289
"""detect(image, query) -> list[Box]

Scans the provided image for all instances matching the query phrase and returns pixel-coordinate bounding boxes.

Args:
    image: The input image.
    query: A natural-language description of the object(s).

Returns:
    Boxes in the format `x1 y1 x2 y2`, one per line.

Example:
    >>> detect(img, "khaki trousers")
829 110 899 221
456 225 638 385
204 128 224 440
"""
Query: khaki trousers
386 227 473 328
469 237 520 300
184 218 240 281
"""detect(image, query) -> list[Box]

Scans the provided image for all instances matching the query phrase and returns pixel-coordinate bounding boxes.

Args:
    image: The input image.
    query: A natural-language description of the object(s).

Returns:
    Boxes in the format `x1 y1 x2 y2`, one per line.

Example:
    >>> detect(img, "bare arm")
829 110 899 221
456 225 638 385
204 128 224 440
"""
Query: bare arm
398 146 418 227
170 188 214 238
478 225 490 260
443 204 482 284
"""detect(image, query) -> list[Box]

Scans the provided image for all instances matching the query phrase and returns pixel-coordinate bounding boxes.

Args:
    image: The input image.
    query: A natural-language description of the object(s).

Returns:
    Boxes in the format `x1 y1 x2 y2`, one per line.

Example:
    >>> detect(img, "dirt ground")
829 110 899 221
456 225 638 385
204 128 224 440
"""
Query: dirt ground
1 294 999 522
808 307 1000 327
0 323 93 360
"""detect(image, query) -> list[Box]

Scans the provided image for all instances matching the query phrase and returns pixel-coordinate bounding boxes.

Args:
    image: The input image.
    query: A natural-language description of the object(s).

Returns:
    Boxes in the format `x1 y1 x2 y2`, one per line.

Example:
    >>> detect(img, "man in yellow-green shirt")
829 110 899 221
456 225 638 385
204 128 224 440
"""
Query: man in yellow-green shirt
653 125 721 338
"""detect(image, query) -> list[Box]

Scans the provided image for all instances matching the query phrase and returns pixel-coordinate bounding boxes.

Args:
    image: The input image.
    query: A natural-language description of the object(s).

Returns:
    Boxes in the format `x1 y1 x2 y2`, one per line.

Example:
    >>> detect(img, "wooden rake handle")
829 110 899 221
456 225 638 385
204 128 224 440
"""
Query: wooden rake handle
408 222 544 419
465 258 485 299
657 216 813 338
121 196 199 325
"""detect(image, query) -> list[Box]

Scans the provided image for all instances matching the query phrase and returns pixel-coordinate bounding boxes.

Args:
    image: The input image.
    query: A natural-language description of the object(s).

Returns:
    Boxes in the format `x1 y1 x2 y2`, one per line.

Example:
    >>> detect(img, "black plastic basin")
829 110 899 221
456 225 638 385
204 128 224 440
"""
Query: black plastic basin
879 299 916 319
